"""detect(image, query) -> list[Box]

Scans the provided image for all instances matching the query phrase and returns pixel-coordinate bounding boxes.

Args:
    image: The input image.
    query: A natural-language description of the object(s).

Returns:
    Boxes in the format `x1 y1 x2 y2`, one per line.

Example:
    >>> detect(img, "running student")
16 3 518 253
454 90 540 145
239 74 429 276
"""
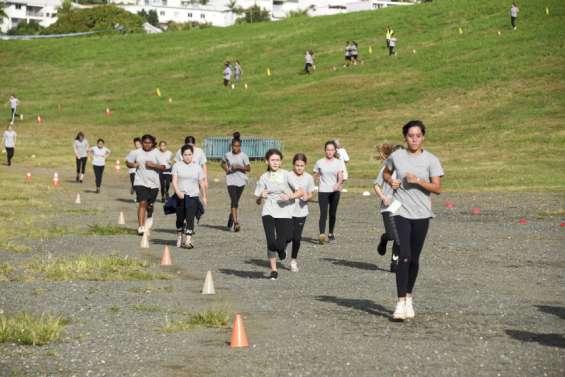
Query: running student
89 139 111 194
314 141 345 244
2 125 17 166
255 149 304 280
126 134 165 236
73 132 89 182
157 141 173 202
389 33 397 56
8 95 19 124
510 3 519 30
350 41 359 65
374 143 403 272
126 137 142 197
172 144 208 249
304 50 315 74
344 41 352 67
234 60 243 82
335 139 350 181
385 26 393 48
175 136 208 191
287 154 315 272
221 132 250 232
383 120 444 321
223 62 232 87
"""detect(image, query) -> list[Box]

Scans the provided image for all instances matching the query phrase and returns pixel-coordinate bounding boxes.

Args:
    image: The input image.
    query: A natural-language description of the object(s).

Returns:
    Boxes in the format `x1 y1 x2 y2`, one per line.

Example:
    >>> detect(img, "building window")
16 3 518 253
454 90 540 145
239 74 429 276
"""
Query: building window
188 12 192 17
162 0 167 5
160 11 165 16
16 4 22 9
200 13 205 19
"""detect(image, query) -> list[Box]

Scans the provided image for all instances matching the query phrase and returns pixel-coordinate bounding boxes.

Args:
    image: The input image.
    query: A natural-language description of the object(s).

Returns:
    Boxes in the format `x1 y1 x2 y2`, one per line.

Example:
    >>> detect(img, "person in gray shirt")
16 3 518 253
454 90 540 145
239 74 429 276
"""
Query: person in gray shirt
255 149 304 281
221 132 250 232
510 3 519 30
383 120 444 321
73 132 89 182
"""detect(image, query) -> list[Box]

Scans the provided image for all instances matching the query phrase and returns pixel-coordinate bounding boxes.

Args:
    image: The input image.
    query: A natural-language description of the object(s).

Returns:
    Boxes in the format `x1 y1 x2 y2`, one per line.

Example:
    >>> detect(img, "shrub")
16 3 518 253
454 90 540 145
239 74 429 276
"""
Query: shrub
42 5 143 34
236 5 270 24
7 20 44 35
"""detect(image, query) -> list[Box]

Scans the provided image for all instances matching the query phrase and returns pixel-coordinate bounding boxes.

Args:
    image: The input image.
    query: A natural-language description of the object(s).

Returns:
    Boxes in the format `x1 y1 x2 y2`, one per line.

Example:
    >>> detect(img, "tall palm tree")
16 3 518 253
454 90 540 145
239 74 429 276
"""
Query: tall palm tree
0 2 7 19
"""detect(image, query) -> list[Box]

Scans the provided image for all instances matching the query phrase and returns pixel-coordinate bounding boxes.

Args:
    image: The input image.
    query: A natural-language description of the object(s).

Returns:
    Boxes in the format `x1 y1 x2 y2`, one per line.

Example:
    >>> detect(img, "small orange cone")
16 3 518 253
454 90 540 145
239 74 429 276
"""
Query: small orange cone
36 115 43 124
519 217 527 225
52 172 60 187
118 211 125 225
160 245 172 266
559 222 565 227
471 207 481 215
230 314 249 348
446 200 455 209
115 160 121 173
25 172 32 182
105 107 112 116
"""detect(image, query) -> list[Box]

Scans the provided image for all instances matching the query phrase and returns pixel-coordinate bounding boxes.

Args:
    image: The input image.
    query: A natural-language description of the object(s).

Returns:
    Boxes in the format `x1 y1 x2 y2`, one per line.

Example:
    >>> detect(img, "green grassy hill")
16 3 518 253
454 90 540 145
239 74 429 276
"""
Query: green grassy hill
1 0 564 191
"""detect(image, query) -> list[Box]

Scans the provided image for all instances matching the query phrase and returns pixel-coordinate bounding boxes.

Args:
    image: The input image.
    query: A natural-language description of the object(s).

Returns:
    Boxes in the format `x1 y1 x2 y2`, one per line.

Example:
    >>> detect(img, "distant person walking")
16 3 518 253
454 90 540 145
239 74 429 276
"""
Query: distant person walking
73 132 89 183
314 141 345 244
224 62 232 87
287 153 315 272
126 137 142 197
89 139 111 194
350 41 359 65
2 125 17 166
221 132 250 232
157 141 173 202
344 41 352 67
385 26 393 48
234 60 243 82
304 50 315 74
172 144 208 249
510 3 519 30
389 33 397 56
255 149 304 280
373 143 403 272
383 120 444 321
8 95 20 124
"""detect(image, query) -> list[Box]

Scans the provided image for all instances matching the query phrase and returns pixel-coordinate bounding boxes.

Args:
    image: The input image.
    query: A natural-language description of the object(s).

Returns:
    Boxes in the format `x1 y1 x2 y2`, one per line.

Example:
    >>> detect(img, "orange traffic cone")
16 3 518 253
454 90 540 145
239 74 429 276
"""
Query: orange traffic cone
471 207 481 215
519 217 527 225
25 172 32 182
52 172 60 187
105 107 112 116
160 246 172 266
36 115 43 124
230 314 249 348
446 200 455 209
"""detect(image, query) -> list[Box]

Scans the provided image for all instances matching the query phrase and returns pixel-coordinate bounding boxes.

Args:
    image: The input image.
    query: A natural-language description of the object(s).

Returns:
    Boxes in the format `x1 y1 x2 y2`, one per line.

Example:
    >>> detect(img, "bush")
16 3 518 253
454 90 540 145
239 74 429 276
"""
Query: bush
138 9 159 27
7 20 44 35
236 5 270 24
165 21 212 32
42 5 143 34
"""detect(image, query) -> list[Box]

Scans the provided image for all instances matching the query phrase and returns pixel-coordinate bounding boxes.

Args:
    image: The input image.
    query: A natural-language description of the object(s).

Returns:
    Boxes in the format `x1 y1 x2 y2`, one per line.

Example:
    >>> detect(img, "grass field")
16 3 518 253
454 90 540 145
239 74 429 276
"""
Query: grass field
1 0 564 191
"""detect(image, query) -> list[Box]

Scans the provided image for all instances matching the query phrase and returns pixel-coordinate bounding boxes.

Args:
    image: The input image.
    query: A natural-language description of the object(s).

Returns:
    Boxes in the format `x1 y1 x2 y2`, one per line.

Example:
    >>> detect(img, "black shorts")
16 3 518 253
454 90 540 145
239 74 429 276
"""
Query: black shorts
134 186 159 204
345 56 351 61
224 79 229 86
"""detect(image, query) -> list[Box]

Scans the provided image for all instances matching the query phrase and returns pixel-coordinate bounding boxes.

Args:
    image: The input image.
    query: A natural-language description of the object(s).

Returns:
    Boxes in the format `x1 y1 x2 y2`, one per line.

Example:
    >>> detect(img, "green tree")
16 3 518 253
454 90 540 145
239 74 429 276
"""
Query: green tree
1 2 8 19
138 9 159 26
8 20 44 35
237 5 270 24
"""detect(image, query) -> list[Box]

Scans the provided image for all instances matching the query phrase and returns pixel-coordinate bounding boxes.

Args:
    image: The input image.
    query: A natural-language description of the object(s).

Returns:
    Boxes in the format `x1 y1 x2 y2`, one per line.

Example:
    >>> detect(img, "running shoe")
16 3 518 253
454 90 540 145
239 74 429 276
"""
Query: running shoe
405 297 415 319
278 248 286 261
234 223 241 232
377 234 388 256
79 174 84 183
96 187 100 194
392 300 407 321
328 234 336 243
176 234 183 248
137 226 144 236
227 214 233 230
76 175 79 182
130 187 134 195
184 242 194 249
290 259 299 272
145 216 153 230
390 253 399 273
319 234 326 245
269 271 278 280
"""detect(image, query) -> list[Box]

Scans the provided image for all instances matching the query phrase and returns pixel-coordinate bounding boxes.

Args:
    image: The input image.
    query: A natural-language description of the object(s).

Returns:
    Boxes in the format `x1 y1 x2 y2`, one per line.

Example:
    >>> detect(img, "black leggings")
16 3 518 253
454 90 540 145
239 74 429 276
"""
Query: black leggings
76 157 87 175
159 172 171 197
227 185 245 209
6 147 14 166
393 216 430 297
291 216 307 259
389 46 395 56
176 196 198 235
93 165 105 188
129 173 135 189
381 212 399 254
511 16 517 28
262 216 293 258
318 191 340 234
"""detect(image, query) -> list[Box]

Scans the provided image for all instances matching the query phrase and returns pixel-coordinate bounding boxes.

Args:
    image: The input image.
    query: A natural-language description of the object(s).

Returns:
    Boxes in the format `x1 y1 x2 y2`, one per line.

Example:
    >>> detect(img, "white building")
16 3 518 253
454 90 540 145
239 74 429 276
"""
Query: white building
0 0 62 33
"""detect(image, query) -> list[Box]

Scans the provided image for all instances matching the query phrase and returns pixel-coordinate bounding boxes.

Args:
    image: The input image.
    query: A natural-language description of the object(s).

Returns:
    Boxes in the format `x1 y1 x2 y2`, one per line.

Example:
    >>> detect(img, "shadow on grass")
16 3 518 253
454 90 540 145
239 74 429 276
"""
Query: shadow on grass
321 257 389 272
505 330 565 348
535 305 565 320
244 258 289 270
151 238 175 246
316 295 391 318
218 268 265 279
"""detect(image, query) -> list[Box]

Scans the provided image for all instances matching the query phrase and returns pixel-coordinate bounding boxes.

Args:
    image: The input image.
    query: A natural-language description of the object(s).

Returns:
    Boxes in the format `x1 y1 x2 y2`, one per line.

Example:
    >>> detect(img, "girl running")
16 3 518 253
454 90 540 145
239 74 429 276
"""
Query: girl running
383 120 444 321
221 132 250 232
126 134 165 235
172 144 208 249
73 132 89 182
389 33 397 56
287 154 315 272
126 137 142 197
344 41 352 67
335 139 350 181
350 41 359 65
234 60 243 82
314 141 345 244
255 149 304 280
89 139 111 194
157 141 173 202
373 143 403 272
304 50 315 74
2 125 17 166
8 95 19 125
223 62 232 87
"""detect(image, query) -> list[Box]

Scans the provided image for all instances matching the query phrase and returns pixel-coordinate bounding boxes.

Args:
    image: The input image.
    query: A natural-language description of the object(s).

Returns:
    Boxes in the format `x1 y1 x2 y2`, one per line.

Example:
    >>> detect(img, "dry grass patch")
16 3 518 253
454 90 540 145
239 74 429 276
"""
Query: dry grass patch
0 313 69 346
160 310 229 333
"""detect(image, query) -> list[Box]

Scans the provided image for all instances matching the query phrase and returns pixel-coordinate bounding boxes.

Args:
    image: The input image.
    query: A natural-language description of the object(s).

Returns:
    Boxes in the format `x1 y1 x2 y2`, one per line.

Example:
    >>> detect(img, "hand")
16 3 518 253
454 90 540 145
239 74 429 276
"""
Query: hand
177 192 185 199
279 194 291 201
202 197 208 207
333 183 343 192
383 196 392 207
261 190 269 199
405 172 419 185
389 179 401 190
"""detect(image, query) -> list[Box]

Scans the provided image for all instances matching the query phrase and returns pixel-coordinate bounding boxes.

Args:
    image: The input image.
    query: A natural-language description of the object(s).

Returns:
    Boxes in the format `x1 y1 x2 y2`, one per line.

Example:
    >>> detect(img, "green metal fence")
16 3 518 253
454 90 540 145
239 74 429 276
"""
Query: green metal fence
203 137 283 160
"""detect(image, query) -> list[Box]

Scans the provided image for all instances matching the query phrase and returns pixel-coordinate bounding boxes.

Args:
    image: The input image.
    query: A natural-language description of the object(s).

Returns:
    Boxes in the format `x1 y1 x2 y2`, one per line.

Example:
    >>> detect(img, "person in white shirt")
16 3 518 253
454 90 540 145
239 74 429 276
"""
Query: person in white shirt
510 3 519 30
126 137 142 197
8 95 20 125
157 141 173 202
223 62 232 87
234 60 243 83
304 50 315 74
175 136 208 193
88 139 111 193
334 139 350 181
73 132 89 182
389 33 397 56
2 125 17 166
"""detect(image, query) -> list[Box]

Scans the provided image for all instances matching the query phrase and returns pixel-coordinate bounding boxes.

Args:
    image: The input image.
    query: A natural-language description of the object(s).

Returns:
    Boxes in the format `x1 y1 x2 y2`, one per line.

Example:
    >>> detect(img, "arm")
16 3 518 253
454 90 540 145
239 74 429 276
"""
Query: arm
373 184 392 206
145 160 166 171
405 174 442 195
199 178 208 206
73 143 80 159
383 167 401 190
172 174 184 199
221 159 229 173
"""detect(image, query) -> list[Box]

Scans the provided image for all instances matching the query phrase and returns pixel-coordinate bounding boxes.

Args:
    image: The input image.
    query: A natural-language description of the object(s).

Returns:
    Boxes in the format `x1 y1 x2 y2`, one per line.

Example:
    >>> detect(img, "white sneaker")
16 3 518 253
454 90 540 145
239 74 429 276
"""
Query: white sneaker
392 300 407 321
405 297 415 319
137 226 144 235
145 216 153 230
176 234 183 248
290 259 299 272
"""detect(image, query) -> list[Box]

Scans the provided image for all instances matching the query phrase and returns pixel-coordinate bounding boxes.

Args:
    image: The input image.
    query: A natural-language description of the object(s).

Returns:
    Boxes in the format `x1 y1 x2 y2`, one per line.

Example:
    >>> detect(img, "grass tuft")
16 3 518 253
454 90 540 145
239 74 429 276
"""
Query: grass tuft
0 313 69 346
86 224 137 236
160 310 229 333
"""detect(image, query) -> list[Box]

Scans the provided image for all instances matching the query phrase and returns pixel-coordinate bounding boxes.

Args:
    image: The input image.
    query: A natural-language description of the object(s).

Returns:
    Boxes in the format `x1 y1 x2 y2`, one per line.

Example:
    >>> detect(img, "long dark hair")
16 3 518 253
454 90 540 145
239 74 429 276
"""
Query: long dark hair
265 148 283 171
231 131 241 145
75 132 84 141
402 120 426 137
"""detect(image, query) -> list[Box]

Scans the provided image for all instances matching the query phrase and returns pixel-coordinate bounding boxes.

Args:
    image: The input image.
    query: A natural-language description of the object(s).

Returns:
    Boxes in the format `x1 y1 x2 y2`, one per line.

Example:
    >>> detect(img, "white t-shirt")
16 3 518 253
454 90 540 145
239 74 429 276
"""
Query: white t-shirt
313 158 345 193
157 150 173 172
74 139 89 158
127 148 161 189
511 6 519 17
224 67 231 80
222 151 250 187
374 166 397 213
254 170 295 218
337 148 350 162
90 146 110 166
390 38 397 47
9 98 18 109
126 148 140 174
288 171 315 218
3 130 17 148
175 146 207 167
172 161 204 197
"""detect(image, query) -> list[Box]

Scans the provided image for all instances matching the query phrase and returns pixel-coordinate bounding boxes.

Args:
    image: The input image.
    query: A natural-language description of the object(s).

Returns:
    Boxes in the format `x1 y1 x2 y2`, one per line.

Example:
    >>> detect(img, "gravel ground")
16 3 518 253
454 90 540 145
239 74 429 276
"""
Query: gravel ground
0 170 564 377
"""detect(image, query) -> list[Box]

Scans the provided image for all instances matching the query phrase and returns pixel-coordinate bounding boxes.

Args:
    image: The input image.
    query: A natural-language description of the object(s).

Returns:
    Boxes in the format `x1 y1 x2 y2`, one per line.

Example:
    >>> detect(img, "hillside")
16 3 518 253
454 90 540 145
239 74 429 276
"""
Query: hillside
1 0 564 191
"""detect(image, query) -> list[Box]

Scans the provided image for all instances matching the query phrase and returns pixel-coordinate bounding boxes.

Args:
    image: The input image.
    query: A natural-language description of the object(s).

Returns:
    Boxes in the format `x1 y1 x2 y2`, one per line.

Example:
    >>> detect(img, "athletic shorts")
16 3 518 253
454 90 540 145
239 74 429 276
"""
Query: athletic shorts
345 56 351 61
224 79 229 86
134 186 159 204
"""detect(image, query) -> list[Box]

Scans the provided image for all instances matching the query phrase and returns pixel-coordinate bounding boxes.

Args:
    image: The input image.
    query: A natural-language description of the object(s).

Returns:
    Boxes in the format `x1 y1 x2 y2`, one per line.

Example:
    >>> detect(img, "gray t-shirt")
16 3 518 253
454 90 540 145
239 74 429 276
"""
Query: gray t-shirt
385 149 444 219
3 130 17 148
90 146 110 166
254 169 295 218
175 146 207 167
374 166 397 212
74 139 89 158
127 148 161 189
288 171 315 218
511 6 519 17
223 151 250 187
314 158 345 193
157 150 173 173
126 148 140 174
172 161 204 197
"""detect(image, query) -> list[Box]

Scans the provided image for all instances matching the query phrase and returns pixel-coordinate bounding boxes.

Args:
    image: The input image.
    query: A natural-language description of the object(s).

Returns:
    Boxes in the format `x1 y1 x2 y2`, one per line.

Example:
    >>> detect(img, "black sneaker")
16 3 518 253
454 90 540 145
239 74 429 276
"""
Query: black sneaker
278 249 287 261
269 271 278 280
130 187 134 195
234 223 241 232
328 234 336 243
377 234 388 256
75 175 79 182
227 214 233 230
